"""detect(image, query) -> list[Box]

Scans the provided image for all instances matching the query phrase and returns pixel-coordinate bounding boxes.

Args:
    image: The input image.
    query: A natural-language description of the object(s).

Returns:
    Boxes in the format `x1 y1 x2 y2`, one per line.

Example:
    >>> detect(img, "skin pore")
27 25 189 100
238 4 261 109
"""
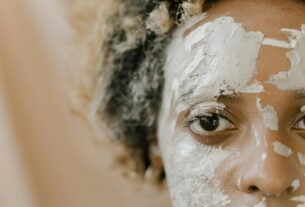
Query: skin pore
157 0 305 206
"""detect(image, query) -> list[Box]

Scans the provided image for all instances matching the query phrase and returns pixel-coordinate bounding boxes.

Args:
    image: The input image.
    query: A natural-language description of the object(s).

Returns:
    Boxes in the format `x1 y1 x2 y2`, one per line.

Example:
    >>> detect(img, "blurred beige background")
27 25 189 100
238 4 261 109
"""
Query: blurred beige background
0 0 171 206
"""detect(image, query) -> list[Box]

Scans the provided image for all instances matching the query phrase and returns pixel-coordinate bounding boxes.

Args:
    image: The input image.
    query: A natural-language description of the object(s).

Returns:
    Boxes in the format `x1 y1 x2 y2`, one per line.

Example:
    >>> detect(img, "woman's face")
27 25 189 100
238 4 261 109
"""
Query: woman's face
157 0 305 206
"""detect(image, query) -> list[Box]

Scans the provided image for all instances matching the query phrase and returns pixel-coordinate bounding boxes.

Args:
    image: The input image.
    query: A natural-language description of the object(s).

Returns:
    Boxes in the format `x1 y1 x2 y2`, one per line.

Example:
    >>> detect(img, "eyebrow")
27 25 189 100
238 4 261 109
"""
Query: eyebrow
177 91 243 110
217 93 244 104
176 88 305 112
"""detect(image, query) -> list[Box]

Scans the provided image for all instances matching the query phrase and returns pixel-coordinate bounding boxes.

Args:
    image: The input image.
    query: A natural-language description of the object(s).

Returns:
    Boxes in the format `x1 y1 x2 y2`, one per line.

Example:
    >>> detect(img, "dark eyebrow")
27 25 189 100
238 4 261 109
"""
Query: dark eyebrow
217 92 244 104
177 91 243 110
219 90 305 103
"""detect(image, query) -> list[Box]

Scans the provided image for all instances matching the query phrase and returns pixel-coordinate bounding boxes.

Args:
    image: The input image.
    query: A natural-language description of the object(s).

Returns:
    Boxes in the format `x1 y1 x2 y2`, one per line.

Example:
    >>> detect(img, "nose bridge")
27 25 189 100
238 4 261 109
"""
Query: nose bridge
239 129 295 196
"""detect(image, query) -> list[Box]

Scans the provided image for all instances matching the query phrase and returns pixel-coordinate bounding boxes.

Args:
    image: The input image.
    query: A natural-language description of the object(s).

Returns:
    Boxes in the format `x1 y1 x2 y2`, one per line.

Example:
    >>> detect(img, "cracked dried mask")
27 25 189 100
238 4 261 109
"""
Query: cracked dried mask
157 1 305 206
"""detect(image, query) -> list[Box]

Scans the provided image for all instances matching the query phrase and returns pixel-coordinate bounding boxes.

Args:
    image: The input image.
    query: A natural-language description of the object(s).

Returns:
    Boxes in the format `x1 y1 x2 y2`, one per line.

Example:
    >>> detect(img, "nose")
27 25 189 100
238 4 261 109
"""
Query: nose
239 160 294 196
238 132 295 197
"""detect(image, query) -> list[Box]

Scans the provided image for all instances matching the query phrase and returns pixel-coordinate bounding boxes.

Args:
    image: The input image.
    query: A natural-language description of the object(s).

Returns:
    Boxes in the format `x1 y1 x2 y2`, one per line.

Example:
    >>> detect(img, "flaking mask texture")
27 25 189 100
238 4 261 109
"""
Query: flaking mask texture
267 25 305 91
164 16 264 113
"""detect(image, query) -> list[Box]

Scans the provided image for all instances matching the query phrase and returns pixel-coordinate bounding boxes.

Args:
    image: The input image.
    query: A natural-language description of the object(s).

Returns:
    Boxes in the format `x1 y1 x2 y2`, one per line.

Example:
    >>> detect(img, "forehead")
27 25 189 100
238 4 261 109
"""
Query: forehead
165 1 305 82
185 0 305 39
163 2 305 111
180 0 305 85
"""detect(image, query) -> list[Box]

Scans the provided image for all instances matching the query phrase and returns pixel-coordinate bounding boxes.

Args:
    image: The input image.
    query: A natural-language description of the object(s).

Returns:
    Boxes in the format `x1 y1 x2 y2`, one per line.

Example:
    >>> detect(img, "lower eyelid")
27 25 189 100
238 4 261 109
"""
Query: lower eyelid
190 130 237 145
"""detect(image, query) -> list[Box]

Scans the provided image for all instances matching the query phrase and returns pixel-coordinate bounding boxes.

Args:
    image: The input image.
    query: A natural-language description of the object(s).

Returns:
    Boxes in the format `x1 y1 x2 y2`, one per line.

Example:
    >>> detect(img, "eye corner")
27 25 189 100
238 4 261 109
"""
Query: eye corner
291 114 305 131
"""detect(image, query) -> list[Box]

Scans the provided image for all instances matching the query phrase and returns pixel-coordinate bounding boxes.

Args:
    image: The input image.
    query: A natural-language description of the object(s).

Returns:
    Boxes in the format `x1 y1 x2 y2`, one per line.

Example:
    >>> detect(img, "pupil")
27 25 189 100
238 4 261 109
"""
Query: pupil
199 114 220 131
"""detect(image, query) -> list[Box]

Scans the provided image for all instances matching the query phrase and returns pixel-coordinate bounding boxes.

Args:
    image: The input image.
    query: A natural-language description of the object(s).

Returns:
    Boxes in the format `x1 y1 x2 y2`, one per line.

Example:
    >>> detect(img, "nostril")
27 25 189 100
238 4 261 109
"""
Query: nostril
248 185 259 193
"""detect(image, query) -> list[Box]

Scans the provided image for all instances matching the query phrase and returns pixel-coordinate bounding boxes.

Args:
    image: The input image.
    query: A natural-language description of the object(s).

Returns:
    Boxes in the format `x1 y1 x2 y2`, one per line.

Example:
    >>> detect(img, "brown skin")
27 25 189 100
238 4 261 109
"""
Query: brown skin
164 0 305 206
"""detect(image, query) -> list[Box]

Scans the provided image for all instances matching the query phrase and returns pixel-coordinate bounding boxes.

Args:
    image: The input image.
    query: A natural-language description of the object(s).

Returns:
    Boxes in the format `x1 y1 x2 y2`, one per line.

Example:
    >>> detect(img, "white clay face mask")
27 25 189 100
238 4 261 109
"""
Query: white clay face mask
256 98 279 131
161 133 232 207
158 15 266 207
165 15 264 113
158 14 305 207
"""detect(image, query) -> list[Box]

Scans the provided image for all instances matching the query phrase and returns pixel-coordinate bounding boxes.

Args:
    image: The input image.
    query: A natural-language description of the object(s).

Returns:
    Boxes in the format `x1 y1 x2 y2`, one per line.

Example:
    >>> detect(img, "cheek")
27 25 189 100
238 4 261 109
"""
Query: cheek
158 118 232 207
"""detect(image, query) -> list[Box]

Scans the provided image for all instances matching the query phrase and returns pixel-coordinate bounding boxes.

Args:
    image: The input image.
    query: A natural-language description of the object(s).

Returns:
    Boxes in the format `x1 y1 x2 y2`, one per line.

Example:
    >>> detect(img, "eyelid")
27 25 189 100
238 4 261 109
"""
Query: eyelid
187 101 226 118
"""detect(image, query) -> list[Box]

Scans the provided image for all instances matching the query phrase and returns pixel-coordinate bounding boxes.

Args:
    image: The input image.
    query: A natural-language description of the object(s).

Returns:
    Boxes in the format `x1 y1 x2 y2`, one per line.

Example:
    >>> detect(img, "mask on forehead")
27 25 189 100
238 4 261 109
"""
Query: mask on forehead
166 15 264 113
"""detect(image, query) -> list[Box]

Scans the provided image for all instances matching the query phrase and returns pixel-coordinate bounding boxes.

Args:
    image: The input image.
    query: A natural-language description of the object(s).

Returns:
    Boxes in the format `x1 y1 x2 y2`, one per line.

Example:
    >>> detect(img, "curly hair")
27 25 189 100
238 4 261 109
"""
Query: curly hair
70 0 219 182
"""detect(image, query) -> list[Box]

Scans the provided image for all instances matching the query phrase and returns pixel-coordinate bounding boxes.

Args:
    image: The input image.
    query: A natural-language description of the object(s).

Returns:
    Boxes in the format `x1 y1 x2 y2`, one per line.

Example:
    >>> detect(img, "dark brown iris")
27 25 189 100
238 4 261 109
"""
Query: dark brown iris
199 114 220 131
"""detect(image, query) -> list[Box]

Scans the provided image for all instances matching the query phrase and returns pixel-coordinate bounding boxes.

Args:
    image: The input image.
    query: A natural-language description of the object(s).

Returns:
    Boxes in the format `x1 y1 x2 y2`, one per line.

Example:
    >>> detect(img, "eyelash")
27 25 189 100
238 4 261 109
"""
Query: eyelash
187 113 236 135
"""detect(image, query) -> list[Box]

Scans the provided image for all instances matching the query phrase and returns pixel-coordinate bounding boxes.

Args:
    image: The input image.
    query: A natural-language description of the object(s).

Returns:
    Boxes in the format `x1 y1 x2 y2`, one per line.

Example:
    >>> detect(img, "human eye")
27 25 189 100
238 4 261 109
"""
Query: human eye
184 102 238 144
291 105 305 139
187 113 236 135
294 116 305 130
